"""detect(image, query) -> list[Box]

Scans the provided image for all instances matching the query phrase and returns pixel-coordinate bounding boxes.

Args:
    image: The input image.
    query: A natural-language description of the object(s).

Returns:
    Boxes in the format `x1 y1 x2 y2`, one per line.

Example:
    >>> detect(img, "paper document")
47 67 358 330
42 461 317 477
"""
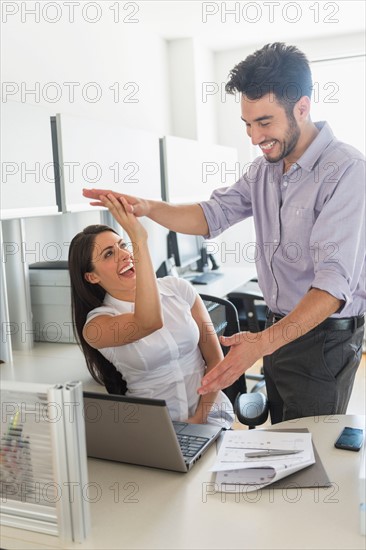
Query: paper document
212 430 315 492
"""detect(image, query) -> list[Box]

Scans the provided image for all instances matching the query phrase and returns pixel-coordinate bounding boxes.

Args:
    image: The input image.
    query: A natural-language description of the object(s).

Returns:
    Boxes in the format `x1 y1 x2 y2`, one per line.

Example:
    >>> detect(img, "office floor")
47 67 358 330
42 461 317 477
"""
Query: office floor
2 342 365 429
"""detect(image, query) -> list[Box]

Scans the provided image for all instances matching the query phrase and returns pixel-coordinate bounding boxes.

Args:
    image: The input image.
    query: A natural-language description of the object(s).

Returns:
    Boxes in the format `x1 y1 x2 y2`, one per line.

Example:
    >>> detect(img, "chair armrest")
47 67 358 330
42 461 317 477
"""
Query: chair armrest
245 373 266 393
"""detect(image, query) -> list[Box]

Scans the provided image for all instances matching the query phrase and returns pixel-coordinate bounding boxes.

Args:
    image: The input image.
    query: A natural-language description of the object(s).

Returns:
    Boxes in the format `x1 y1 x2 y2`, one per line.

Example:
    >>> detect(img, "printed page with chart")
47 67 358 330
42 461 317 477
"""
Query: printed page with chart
212 430 315 492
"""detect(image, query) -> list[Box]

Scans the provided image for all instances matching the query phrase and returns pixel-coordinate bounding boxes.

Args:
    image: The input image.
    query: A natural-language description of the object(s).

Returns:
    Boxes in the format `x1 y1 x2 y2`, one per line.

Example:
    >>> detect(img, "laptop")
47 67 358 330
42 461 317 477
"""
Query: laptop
83 391 222 473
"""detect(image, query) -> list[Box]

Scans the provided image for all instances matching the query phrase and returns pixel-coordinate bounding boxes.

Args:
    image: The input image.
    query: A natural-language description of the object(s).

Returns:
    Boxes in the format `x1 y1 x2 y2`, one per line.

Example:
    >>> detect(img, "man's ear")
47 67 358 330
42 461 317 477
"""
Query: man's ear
84 271 100 284
295 96 311 119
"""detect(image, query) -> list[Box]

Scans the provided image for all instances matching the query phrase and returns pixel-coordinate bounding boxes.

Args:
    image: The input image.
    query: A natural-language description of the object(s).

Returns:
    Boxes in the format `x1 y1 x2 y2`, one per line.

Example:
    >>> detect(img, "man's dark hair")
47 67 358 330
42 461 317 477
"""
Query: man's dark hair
225 42 313 113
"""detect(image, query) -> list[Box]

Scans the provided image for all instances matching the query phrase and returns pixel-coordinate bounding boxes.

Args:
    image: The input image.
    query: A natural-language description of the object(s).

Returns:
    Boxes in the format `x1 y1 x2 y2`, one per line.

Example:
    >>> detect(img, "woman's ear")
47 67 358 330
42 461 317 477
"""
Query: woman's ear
84 271 100 284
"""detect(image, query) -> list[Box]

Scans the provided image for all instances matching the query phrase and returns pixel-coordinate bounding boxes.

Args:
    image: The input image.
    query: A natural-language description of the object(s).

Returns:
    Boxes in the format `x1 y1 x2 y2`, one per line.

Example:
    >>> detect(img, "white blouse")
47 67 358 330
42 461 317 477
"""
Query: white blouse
86 276 234 428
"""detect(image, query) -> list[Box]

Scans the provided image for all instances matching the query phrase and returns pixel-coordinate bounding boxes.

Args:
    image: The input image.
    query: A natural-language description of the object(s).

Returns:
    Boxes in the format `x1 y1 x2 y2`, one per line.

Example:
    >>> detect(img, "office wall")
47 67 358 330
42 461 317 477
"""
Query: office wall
1 14 175 354
2 18 170 133
2 19 171 269
167 38 217 143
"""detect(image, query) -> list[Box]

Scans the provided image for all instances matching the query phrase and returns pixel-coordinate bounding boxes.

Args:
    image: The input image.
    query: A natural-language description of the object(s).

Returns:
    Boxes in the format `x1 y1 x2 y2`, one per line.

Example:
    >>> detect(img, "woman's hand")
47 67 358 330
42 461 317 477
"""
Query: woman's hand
185 413 207 425
100 194 147 242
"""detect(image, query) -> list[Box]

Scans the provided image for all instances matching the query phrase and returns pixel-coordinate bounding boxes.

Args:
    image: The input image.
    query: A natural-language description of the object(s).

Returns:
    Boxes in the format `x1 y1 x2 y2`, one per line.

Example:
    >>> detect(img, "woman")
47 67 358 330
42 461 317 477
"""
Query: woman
69 193 233 427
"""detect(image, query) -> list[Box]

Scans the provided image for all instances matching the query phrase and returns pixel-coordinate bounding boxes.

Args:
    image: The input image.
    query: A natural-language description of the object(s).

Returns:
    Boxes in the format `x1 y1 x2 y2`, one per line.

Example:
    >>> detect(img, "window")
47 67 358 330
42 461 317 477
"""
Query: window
310 55 365 153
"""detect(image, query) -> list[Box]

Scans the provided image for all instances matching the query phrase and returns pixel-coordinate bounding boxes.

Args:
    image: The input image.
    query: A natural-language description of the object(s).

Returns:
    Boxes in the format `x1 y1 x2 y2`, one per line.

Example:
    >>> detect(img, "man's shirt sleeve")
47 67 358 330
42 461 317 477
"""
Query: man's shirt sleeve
310 158 366 311
199 175 253 239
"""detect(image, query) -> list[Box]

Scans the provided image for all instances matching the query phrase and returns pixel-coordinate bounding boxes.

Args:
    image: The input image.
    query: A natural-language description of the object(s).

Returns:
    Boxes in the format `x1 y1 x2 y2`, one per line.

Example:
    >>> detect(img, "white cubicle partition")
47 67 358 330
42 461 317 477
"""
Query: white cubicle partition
161 135 239 203
0 101 58 220
1 101 59 352
0 223 12 362
161 135 256 268
55 113 161 213
0 380 90 543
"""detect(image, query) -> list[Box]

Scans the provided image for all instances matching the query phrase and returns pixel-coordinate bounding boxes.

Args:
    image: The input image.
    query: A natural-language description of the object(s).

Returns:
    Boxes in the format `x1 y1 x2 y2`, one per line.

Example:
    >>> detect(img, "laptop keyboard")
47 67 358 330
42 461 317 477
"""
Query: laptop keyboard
176 434 209 458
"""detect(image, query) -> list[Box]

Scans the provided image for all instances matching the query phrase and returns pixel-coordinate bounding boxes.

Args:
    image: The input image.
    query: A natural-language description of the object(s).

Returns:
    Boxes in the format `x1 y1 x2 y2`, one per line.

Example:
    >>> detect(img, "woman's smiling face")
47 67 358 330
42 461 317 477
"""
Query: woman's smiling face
84 231 136 298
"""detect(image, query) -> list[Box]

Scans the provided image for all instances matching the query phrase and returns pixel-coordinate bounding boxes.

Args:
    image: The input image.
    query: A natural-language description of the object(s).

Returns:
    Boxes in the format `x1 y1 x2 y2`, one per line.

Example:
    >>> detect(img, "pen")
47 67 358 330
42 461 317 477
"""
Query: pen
245 449 303 458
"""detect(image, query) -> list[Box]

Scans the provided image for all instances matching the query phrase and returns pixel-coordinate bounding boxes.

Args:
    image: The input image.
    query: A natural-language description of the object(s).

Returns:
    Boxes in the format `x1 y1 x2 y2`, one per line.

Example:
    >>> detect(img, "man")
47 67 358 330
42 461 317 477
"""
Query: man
84 43 365 423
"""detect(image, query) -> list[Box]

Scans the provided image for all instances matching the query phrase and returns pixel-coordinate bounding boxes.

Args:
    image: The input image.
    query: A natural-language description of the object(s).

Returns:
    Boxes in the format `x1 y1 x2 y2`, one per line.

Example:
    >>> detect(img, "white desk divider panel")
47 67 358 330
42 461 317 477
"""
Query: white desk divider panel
160 135 256 268
55 113 161 212
0 380 90 543
0 223 13 362
161 135 239 203
0 101 58 220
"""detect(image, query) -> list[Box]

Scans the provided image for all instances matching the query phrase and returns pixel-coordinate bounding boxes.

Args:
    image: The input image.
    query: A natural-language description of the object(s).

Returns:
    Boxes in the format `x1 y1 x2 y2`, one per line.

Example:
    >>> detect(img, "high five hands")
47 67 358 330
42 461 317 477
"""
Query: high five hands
98 194 147 242
83 188 149 217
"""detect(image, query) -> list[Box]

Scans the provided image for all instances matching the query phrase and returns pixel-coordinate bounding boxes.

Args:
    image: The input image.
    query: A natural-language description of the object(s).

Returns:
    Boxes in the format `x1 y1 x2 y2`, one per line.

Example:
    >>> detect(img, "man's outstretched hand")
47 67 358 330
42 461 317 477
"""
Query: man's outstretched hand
83 188 149 217
198 332 264 394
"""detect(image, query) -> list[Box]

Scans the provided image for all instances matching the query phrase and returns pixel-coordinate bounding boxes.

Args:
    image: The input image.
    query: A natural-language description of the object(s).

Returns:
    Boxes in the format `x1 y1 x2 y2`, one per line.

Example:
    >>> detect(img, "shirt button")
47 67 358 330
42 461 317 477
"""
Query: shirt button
283 181 288 187
274 239 278 243
272 294 276 299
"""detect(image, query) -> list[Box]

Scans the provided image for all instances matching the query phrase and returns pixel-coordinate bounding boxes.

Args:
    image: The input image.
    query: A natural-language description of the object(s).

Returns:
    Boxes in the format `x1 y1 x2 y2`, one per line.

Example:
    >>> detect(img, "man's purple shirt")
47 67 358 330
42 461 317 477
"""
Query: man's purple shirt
200 122 365 317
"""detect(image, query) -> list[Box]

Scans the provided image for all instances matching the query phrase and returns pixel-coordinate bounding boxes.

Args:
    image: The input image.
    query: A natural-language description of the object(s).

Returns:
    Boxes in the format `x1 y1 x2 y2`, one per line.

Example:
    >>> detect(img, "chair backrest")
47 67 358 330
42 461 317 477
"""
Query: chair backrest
227 279 267 333
199 293 240 345
199 293 247 404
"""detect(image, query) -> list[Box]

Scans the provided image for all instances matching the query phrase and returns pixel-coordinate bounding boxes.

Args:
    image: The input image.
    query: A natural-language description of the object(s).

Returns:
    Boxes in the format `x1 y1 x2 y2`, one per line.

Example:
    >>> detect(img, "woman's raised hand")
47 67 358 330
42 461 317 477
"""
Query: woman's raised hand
100 194 148 241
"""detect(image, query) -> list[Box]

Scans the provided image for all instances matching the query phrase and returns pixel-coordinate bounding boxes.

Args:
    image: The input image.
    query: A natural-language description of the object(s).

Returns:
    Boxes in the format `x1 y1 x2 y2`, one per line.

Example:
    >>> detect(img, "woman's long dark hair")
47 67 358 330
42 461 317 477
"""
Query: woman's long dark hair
68 224 127 395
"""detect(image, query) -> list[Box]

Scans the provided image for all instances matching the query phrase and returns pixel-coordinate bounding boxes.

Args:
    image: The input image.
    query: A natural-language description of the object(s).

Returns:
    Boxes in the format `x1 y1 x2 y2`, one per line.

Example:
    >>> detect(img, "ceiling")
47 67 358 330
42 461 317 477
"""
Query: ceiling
139 1 365 51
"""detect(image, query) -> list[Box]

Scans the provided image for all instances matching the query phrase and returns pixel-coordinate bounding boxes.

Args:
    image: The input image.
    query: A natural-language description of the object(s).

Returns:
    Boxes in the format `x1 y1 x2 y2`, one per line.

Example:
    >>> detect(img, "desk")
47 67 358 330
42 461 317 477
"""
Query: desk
2 415 364 550
191 265 257 297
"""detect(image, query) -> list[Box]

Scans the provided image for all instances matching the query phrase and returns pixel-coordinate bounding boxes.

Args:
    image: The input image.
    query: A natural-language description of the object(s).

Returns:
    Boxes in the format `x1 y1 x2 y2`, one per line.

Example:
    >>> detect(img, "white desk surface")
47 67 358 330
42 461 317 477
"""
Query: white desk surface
191 265 257 297
2 415 365 550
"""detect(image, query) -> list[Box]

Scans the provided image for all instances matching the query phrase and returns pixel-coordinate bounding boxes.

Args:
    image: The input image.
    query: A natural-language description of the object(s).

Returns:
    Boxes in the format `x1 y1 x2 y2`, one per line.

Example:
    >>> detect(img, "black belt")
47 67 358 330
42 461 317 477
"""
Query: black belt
267 311 365 331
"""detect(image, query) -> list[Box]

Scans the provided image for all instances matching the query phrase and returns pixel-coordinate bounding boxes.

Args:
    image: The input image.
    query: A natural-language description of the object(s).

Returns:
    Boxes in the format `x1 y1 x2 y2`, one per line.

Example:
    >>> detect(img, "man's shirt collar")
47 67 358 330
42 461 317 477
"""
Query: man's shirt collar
261 121 335 176
294 121 335 172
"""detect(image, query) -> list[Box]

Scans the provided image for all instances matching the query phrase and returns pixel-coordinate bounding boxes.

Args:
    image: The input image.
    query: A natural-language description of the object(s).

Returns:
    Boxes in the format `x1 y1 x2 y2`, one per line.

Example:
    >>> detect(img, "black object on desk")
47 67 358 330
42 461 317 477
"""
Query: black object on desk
190 271 224 285
334 427 364 451
29 261 69 270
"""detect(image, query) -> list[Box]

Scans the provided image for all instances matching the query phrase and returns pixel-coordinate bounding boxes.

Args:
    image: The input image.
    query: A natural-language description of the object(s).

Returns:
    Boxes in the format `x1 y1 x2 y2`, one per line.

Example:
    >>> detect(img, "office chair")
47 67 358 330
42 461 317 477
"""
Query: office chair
227 278 267 333
227 279 267 393
199 293 268 428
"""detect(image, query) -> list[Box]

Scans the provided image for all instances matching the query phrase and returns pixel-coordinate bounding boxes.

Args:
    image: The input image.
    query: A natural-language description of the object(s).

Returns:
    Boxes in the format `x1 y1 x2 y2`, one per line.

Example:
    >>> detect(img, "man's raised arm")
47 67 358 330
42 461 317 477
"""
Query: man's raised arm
83 188 209 236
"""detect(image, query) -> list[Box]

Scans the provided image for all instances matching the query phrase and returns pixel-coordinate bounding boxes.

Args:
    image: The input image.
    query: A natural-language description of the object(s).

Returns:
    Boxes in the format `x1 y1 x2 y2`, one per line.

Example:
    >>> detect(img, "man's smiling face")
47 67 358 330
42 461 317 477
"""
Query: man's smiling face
241 93 301 164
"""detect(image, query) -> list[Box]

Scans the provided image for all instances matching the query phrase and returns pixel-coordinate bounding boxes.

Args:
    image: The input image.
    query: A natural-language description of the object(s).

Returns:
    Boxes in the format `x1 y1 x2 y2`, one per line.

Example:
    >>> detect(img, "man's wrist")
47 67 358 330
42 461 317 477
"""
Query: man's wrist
259 325 279 357
145 199 153 217
240 330 273 358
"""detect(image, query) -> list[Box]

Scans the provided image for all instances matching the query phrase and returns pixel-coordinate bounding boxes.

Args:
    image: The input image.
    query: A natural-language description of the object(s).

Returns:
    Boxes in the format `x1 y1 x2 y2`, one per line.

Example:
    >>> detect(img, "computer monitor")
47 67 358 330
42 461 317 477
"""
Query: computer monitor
168 231 203 269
